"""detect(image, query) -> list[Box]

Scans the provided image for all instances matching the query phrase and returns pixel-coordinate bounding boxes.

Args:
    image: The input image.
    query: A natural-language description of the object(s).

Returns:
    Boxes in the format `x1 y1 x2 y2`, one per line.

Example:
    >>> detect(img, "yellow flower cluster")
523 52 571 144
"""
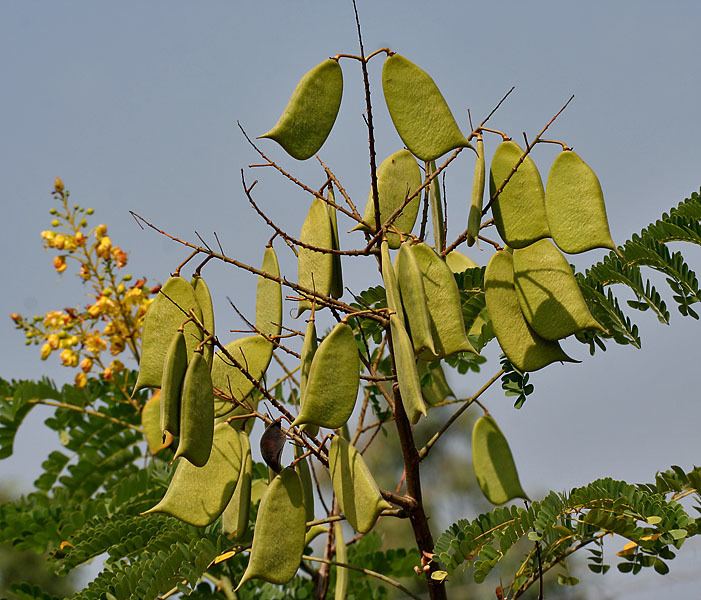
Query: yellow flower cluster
11 179 154 389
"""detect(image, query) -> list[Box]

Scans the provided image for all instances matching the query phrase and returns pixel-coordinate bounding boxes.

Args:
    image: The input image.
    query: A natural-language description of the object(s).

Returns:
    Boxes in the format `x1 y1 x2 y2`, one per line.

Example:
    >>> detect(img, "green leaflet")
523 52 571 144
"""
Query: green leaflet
410 242 476 357
294 444 315 523
545 150 616 254
355 149 422 248
418 360 454 406
428 161 445 252
513 239 603 340
472 415 528 505
380 241 404 324
445 249 478 274
237 468 306 587
260 58 343 160
173 351 214 467
159 330 187 438
382 53 469 161
297 198 334 315
390 314 427 424
222 432 252 540
141 392 165 455
292 323 359 429
396 242 435 356
133 276 202 393
211 335 273 418
192 274 215 365
256 246 282 338
329 437 392 534
490 141 550 249
327 188 344 299
485 251 572 372
143 422 243 527
467 136 486 246
298 318 319 438
334 521 348 600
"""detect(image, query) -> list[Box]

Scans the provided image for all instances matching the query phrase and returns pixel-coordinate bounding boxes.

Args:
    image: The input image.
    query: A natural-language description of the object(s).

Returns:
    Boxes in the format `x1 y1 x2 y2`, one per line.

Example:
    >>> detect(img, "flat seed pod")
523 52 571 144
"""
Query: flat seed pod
512 239 603 340
472 415 528 505
467 137 486 246
298 319 319 438
380 241 404 324
142 392 168 455
211 336 273 417
417 360 454 406
410 243 476 357
382 53 469 161
485 251 572 372
237 468 306 588
355 150 422 248
259 59 343 161
390 315 427 424
160 330 187 438
327 189 344 299
428 161 445 252
256 246 282 339
445 249 478 274
334 521 348 600
545 150 616 254
173 351 214 467
396 243 435 356
490 141 550 249
292 323 359 430
294 445 315 523
143 422 242 526
297 198 334 315
222 432 252 540
260 419 286 473
329 437 392 533
133 276 203 393
192 275 215 365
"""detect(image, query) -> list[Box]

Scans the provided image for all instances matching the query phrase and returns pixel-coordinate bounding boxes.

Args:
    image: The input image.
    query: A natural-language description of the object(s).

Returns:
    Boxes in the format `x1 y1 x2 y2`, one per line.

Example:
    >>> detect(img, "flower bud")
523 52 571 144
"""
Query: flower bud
54 177 64 193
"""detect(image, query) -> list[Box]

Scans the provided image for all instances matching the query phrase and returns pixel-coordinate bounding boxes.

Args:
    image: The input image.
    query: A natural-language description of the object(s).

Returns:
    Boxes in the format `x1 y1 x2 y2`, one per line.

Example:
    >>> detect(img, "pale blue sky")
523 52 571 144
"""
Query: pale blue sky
2 2 700 597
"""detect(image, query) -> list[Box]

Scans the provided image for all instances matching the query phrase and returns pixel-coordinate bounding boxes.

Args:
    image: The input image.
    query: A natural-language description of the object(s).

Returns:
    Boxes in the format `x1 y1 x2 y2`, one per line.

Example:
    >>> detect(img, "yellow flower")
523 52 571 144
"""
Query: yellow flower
96 236 112 259
47 333 60 349
79 357 93 373
53 256 67 273
84 332 107 353
74 231 86 246
59 348 78 367
101 367 113 381
54 177 65 193
94 224 108 239
74 372 87 388
53 235 66 250
111 246 128 268
40 343 52 360
41 230 56 242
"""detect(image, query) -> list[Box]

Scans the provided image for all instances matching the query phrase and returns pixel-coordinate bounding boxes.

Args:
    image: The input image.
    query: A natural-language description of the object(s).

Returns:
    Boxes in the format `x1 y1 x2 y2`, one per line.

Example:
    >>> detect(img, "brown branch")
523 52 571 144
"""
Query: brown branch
316 156 362 220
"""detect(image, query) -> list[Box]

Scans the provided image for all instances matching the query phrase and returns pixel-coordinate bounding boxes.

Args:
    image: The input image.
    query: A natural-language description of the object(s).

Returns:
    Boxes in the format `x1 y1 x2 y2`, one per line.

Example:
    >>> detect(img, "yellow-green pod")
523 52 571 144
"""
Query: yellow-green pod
545 150 616 254
294 445 315 523
143 422 242 526
298 198 334 315
133 276 203 393
472 415 528 505
192 275 214 365
380 241 404 325
211 335 273 417
292 323 359 429
396 242 435 356
490 141 550 249
256 246 282 338
467 137 486 246
485 251 572 372
327 188 344 300
304 524 328 546
236 468 306 588
354 150 422 248
445 249 478 274
329 437 392 534
410 242 476 357
222 432 252 540
334 521 348 600
298 319 319 438
160 330 187 438
173 351 214 467
428 161 445 252
512 239 603 340
382 54 469 162
390 315 427 424
259 59 343 161
417 360 454 406
251 478 268 506
142 392 167 455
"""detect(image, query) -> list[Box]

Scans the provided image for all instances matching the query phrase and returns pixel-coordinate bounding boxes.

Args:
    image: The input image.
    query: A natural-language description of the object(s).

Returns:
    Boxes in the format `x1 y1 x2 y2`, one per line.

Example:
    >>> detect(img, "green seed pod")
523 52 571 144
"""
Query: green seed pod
396 242 435 356
485 250 572 372
329 437 392 534
467 137 486 247
545 150 616 254
292 323 359 429
256 246 282 339
143 422 242 526
334 521 348 600
294 445 315 523
159 330 187 438
490 141 550 249
390 314 427 424
191 274 215 365
222 431 252 540
299 318 319 438
382 53 469 161
512 239 603 340
472 415 528 505
410 242 476 357
297 198 334 315
304 524 328 546
445 249 478 274
428 161 445 252
259 59 343 161
327 188 344 300
133 276 203 393
237 468 306 588
141 392 166 455
211 335 273 417
417 360 454 406
173 351 214 467
354 150 422 248
380 241 404 324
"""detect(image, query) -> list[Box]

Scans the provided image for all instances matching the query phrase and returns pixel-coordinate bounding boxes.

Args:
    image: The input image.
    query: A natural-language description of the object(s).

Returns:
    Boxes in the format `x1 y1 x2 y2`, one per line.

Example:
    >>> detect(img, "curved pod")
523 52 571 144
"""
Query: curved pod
222 432 253 540
159 330 187 438
396 243 435 356
467 137 486 246
297 198 334 315
192 275 215 365
256 246 282 338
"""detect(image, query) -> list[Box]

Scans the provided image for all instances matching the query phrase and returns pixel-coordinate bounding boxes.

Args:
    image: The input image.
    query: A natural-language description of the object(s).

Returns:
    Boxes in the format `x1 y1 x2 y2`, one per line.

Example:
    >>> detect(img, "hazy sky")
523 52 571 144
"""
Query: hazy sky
2 2 700 598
